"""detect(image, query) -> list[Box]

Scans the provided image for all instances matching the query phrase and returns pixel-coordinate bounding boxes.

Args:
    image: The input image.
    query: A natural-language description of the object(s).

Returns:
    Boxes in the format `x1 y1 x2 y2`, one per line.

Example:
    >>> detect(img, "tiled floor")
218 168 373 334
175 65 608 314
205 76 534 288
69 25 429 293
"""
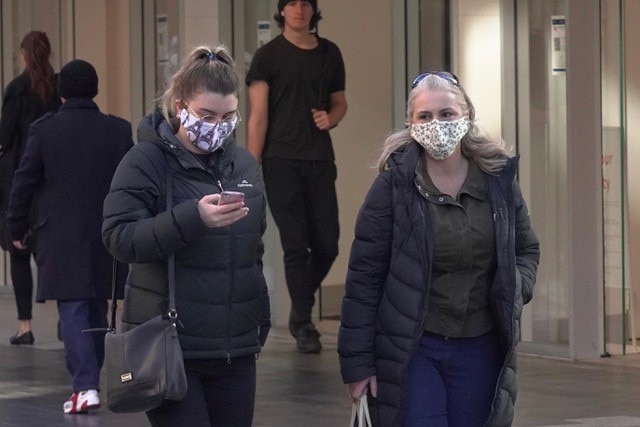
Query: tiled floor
1 285 640 426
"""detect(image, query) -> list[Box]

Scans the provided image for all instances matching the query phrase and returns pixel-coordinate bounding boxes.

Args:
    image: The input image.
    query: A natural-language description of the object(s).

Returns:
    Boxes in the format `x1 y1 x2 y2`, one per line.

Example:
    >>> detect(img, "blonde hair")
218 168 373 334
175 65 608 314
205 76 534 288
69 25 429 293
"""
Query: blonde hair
376 74 508 174
157 45 238 131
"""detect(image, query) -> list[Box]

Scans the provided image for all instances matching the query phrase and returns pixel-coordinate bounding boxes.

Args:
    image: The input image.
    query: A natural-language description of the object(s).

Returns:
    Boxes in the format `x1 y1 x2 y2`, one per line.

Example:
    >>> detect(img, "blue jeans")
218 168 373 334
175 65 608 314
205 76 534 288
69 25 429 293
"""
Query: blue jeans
146 355 257 427
57 299 108 392
402 331 502 427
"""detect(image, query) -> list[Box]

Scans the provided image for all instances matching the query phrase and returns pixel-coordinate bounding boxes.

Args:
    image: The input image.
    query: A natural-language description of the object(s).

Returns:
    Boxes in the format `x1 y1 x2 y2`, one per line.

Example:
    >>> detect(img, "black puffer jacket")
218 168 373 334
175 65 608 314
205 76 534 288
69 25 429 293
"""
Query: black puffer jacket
102 110 271 360
338 142 540 427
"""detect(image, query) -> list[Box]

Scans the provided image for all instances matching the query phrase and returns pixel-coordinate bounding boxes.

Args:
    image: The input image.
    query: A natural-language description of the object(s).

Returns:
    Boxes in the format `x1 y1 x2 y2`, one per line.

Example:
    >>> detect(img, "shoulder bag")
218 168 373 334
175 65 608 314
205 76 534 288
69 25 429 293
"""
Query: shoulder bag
103 167 187 413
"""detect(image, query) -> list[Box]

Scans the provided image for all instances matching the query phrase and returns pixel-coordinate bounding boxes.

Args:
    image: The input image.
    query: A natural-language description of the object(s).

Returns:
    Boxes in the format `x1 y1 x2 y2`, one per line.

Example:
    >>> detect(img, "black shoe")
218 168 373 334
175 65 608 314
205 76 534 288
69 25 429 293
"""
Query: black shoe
292 323 322 354
10 331 34 345
57 319 63 341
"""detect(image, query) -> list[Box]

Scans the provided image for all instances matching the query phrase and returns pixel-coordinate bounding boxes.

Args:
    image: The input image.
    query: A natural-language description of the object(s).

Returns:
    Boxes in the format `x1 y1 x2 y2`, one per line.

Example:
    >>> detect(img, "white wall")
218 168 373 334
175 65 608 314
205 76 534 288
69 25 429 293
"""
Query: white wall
74 0 132 119
182 0 222 48
320 0 394 292
455 0 502 140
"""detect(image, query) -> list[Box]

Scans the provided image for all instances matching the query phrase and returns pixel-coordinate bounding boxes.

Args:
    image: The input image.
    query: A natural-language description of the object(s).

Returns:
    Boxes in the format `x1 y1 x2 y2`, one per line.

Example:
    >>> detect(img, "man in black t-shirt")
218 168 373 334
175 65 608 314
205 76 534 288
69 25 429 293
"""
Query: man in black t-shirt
246 0 347 354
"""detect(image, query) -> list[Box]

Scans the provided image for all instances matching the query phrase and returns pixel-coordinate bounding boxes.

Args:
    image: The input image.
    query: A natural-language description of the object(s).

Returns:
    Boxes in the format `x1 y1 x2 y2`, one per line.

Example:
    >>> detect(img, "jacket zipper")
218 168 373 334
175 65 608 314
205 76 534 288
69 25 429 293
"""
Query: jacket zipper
217 178 234 364
226 228 236 365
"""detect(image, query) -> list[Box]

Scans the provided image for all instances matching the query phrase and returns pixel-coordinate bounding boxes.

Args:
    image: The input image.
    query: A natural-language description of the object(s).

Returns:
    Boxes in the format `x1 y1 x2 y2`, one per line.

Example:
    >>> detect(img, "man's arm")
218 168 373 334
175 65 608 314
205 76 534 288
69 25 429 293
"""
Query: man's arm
328 90 348 128
246 81 270 163
312 90 347 131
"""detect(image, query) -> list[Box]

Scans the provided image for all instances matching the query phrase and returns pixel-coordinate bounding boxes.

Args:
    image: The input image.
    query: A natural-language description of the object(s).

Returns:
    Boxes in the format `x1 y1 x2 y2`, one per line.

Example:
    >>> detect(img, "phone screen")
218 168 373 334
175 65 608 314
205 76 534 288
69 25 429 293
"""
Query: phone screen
218 191 245 205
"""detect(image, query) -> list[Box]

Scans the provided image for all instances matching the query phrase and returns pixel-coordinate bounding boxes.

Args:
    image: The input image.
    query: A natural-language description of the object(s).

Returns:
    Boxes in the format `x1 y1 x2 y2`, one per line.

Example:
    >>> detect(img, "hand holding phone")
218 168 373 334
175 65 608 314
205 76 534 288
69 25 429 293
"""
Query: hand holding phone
218 191 245 205
198 193 248 228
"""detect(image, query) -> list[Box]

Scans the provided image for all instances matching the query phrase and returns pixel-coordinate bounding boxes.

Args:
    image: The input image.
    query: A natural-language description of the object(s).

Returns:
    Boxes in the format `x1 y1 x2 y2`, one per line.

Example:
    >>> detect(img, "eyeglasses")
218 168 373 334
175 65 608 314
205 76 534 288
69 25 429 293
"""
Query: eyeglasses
186 104 241 126
411 71 459 89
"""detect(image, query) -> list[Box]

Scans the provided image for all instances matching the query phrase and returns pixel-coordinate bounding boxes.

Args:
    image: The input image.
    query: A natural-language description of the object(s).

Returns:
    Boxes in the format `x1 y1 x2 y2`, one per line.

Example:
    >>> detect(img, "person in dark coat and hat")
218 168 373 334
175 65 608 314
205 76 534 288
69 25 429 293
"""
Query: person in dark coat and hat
6 59 133 414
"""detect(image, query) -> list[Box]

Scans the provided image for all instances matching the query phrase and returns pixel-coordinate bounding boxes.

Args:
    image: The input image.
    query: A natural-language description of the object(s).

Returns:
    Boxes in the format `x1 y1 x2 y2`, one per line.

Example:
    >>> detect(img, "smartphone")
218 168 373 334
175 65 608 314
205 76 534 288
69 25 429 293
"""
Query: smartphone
218 190 245 205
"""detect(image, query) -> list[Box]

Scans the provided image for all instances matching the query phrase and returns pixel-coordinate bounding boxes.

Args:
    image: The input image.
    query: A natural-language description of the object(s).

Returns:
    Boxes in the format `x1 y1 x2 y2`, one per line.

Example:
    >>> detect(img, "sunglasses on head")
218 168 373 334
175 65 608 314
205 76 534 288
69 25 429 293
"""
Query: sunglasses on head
411 71 459 89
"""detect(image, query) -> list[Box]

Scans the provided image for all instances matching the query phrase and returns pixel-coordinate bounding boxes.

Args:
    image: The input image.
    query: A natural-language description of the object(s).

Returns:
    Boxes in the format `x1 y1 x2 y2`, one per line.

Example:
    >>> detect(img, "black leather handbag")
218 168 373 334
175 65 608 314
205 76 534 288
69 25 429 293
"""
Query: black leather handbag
104 304 187 412
103 168 187 413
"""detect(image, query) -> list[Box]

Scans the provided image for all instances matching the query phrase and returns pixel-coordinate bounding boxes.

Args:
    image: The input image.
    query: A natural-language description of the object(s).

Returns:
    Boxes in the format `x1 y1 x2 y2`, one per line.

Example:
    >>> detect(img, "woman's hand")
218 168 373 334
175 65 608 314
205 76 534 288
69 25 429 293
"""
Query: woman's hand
197 194 249 228
348 375 377 402
12 240 26 250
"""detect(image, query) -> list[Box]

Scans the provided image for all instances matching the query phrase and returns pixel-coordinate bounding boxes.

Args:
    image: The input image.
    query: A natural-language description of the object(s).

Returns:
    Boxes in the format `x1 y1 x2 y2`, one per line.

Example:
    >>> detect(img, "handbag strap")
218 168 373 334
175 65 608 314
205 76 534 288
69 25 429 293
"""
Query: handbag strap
108 154 176 331
108 258 119 331
166 167 177 315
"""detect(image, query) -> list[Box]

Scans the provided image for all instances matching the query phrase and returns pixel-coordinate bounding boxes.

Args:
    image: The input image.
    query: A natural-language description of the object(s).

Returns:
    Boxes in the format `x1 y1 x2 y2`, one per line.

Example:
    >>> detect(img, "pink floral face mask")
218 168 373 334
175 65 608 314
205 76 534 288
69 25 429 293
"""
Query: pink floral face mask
410 117 469 160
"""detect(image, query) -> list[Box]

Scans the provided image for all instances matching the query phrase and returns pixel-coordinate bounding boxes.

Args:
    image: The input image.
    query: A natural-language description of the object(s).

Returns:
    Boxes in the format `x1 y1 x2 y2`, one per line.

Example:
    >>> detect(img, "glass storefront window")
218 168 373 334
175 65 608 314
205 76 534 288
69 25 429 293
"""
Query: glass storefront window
601 0 640 355
517 0 571 351
155 0 181 95
238 0 277 146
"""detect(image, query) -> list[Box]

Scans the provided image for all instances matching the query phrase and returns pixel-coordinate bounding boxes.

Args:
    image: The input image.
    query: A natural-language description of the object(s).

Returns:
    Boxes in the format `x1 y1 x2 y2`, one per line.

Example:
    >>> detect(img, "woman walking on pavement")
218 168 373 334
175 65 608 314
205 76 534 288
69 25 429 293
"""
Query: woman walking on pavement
0 31 61 345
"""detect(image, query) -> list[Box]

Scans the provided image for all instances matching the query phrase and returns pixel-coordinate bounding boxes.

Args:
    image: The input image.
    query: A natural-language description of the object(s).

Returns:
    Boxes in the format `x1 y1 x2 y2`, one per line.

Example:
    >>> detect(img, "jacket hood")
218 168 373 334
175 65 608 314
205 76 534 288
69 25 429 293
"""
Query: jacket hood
136 109 165 145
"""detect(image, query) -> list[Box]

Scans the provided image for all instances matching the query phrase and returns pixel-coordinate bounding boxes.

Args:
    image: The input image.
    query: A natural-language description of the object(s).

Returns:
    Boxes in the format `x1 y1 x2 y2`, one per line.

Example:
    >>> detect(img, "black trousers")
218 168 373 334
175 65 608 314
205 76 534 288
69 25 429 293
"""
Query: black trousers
146 356 256 427
10 250 34 321
262 158 339 326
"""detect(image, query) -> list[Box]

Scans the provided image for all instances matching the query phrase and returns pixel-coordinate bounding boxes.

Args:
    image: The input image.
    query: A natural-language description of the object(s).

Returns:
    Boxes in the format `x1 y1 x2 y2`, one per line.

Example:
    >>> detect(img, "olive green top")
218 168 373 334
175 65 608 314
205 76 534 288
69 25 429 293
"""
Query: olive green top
415 157 497 338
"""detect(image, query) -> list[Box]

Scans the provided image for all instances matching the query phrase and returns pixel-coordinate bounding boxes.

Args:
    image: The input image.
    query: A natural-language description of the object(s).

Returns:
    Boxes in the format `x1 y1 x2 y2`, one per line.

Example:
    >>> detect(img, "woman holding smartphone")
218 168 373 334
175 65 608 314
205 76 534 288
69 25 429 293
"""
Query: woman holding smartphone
102 45 271 427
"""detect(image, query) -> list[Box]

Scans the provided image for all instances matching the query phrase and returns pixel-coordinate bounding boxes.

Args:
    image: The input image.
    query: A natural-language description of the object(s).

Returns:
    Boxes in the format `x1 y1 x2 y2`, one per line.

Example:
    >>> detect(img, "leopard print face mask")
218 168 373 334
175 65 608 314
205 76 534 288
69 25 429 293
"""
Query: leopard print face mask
410 117 469 160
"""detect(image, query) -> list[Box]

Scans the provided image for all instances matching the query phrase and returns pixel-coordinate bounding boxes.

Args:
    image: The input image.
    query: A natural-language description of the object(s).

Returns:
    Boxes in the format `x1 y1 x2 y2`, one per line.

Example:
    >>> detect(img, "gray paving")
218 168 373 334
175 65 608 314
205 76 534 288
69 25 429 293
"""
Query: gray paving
1 285 640 426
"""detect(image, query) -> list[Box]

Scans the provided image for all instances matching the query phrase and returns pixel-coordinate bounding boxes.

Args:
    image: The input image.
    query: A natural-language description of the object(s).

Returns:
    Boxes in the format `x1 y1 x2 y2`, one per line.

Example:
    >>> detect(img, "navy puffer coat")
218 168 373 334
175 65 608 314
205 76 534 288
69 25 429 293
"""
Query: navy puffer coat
102 110 271 360
338 142 540 427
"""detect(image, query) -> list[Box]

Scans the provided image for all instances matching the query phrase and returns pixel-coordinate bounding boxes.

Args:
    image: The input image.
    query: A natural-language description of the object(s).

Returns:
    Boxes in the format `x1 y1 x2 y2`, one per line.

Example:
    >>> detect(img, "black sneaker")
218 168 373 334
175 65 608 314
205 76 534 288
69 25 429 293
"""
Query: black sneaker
292 323 322 354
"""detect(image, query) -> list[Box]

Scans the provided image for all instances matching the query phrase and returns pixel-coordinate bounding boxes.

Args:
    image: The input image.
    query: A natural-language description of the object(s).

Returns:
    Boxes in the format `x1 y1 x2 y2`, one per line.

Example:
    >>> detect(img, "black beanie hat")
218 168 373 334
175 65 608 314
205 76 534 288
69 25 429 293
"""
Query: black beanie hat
58 59 98 99
278 0 317 12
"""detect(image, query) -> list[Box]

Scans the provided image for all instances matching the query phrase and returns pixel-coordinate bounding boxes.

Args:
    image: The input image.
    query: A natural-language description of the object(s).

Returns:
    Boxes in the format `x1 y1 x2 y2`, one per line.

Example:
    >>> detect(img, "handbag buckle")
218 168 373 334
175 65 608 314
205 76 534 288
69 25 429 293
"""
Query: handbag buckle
120 372 133 383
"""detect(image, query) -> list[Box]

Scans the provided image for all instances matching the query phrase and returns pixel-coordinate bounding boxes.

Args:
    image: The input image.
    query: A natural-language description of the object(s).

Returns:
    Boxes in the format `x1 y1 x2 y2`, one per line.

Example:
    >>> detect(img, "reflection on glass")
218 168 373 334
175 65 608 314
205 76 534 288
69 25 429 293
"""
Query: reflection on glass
601 0 640 355
520 0 570 346
155 0 180 95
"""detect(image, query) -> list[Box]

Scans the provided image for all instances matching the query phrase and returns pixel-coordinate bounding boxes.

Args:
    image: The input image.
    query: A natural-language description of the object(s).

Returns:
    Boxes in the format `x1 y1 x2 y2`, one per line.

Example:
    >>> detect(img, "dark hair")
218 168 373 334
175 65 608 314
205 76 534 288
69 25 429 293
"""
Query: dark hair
273 9 323 32
20 31 56 102
158 45 238 131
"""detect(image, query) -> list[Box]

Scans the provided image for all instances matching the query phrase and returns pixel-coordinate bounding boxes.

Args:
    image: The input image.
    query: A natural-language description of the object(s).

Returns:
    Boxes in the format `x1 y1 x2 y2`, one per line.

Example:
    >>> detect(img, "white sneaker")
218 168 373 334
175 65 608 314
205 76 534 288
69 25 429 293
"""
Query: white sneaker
63 389 100 414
